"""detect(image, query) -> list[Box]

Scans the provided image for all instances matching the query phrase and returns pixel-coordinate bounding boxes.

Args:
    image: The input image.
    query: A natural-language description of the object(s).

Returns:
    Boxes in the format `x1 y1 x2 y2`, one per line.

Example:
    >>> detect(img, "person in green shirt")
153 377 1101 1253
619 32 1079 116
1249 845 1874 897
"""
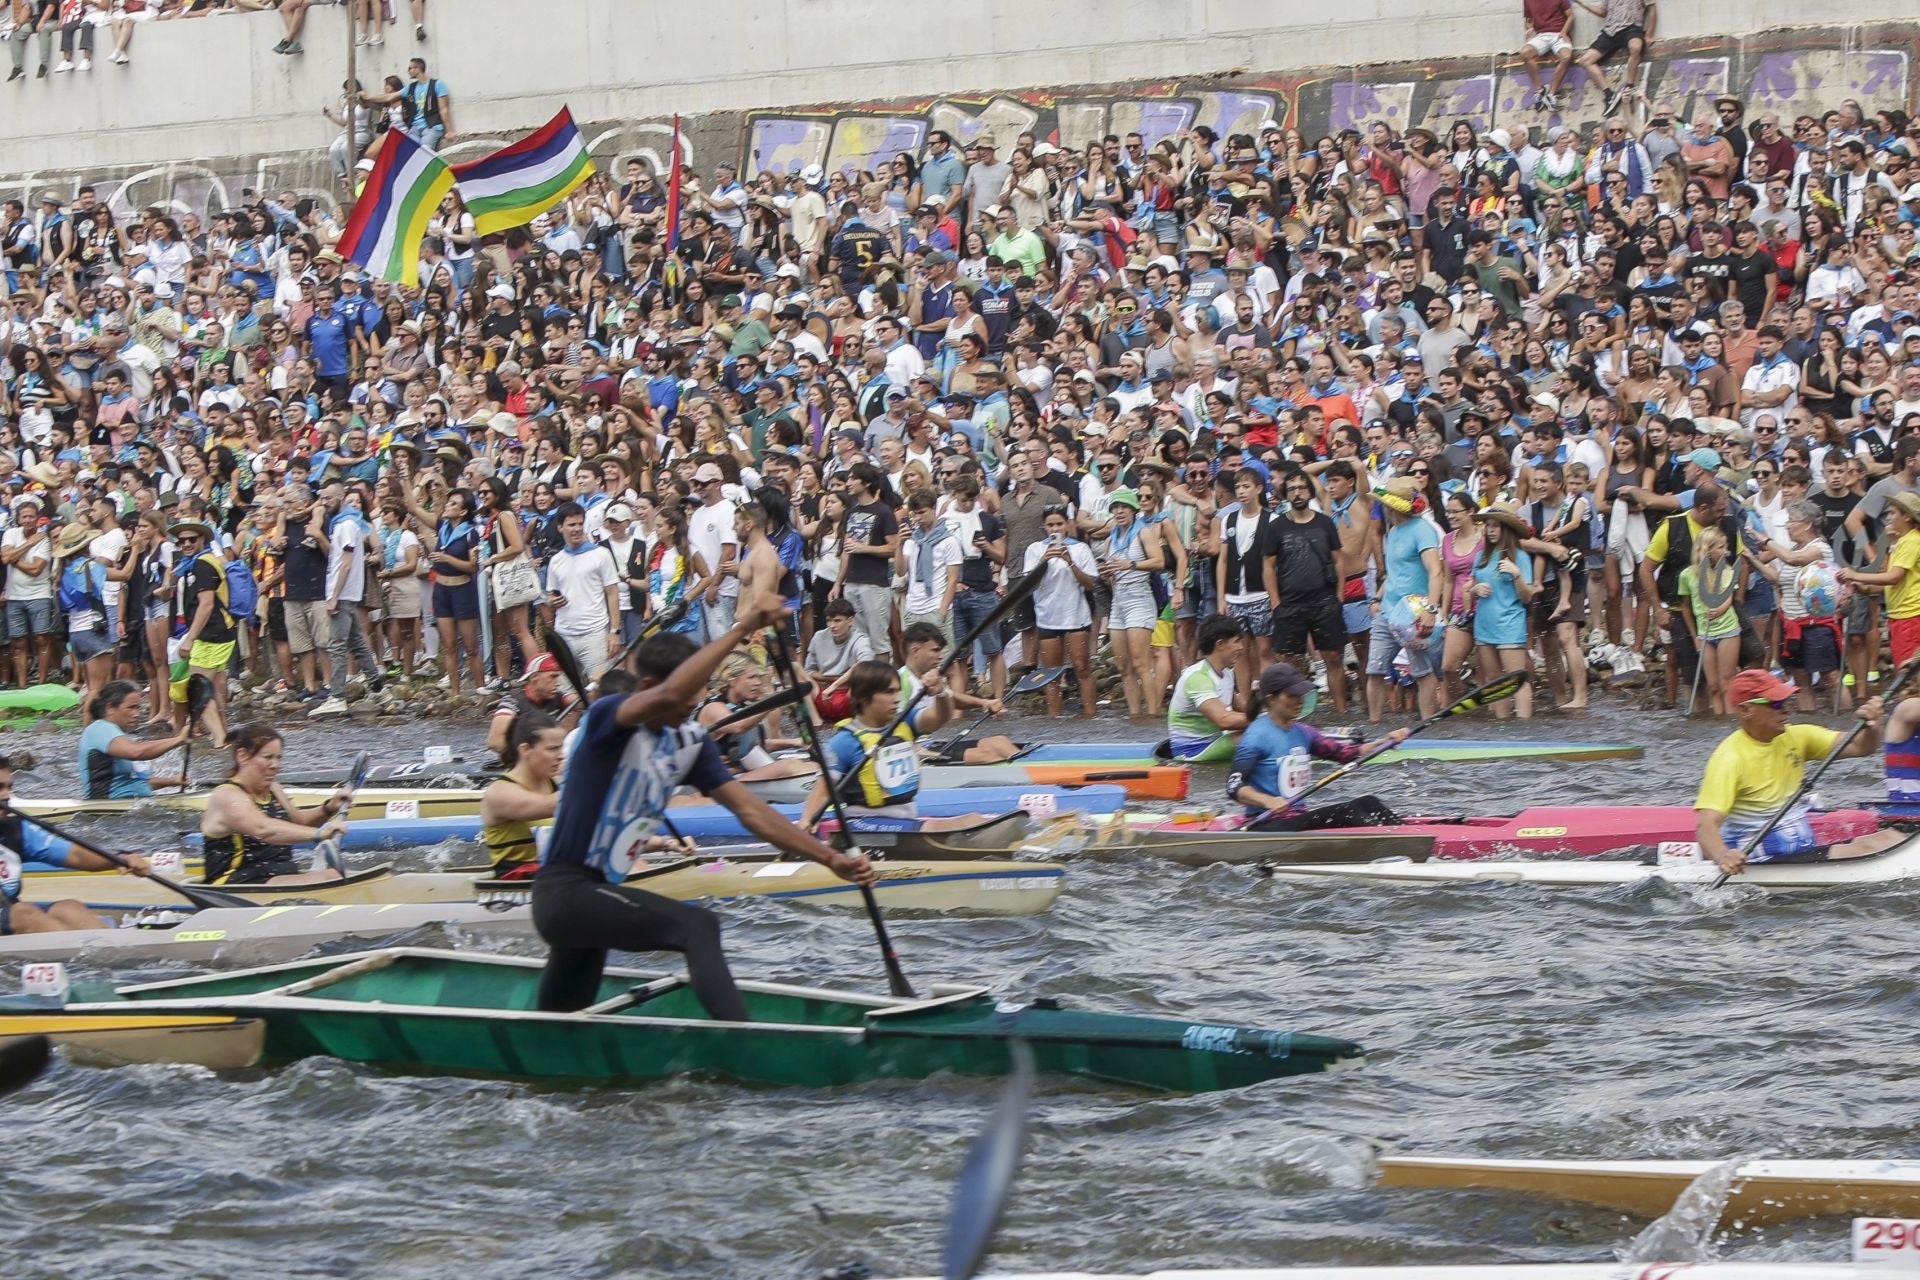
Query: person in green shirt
1466 229 1530 319
728 295 772 357
987 205 1048 279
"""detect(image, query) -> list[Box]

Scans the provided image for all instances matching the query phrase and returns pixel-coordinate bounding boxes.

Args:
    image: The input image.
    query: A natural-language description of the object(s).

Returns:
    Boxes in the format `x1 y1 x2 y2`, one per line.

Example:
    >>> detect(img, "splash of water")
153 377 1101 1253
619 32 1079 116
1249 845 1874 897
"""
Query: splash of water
1622 1154 1766 1263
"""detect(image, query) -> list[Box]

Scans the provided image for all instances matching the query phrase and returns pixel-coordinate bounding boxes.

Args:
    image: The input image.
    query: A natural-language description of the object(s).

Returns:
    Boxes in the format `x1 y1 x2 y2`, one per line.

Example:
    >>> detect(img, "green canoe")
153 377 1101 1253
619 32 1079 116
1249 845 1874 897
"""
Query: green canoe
92 947 1364 1093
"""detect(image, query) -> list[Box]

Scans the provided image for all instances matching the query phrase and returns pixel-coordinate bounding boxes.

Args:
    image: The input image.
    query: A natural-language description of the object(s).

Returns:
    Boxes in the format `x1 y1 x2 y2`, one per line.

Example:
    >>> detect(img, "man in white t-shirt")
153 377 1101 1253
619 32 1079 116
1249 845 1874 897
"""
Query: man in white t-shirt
897 488 961 640
687 461 739 640
313 486 381 718
545 500 623 678
1 495 54 687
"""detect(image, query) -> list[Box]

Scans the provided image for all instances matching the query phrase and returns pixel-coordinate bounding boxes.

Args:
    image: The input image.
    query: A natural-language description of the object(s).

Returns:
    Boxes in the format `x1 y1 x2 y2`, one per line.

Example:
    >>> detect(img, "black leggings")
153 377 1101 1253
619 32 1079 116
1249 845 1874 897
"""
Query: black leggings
1251 795 1403 832
530 863 749 1021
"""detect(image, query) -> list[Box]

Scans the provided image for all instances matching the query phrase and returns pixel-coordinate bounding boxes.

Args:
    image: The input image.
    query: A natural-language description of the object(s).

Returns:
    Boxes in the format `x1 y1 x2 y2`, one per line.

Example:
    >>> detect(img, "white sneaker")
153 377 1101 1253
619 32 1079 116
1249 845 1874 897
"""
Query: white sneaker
76 57 90 71
307 696 349 718
110 50 127 64
369 31 383 44
52 59 72 72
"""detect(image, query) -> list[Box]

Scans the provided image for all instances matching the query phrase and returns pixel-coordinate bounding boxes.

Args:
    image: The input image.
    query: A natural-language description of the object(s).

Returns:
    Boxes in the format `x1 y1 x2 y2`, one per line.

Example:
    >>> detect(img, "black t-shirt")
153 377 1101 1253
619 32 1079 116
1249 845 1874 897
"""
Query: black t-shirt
1809 489 1863 564
1426 213 1471 282
177 555 237 644
840 500 899 587
1264 510 1341 604
281 524 329 600
1728 249 1776 318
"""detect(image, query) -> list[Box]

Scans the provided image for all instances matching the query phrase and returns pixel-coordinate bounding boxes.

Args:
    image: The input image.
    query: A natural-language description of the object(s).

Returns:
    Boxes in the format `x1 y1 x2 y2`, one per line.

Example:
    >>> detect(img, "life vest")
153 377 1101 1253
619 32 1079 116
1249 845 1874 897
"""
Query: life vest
1655 511 1741 606
832 719 920 809
0 813 23 903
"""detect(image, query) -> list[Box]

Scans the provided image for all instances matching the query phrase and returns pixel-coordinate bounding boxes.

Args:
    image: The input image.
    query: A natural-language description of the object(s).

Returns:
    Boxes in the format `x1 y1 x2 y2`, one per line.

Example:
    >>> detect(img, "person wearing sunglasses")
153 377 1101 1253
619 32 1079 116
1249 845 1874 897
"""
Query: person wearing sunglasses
1694 668 1895 878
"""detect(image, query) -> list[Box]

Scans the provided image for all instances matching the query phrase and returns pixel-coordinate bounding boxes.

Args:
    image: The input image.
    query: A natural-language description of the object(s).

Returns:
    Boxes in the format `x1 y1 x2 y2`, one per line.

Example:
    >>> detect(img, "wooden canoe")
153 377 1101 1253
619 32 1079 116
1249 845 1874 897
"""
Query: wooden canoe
1378 1154 1920 1227
0 1012 264 1068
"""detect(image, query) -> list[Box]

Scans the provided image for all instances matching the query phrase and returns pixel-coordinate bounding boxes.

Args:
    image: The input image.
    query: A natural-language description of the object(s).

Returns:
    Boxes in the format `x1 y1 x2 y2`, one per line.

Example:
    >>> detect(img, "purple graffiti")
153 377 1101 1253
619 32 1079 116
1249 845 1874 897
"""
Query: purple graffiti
1197 91 1272 140
1862 51 1906 96
1748 52 1802 104
1665 58 1726 100
1330 81 1387 135
837 120 928 176
1434 75 1494 128
748 121 818 175
1134 102 1197 148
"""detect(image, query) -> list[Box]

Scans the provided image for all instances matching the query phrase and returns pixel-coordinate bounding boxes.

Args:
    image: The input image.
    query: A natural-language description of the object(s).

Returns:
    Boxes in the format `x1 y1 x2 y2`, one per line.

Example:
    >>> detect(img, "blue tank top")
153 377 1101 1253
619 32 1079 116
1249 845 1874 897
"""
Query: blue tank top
80 720 154 801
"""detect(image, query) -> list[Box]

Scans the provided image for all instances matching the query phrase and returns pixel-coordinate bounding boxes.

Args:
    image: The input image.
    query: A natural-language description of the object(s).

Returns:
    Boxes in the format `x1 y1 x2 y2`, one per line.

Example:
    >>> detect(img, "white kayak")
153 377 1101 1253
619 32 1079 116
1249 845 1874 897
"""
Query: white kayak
1380 1155 1920 1226
1261 830 1920 892
0 901 535 964
886 1266 1860 1279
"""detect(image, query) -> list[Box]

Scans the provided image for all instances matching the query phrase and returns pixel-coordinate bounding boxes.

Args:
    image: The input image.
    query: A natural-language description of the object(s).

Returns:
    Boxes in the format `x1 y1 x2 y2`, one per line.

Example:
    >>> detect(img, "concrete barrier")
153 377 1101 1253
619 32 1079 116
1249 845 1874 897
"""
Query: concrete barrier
1 0 1915 220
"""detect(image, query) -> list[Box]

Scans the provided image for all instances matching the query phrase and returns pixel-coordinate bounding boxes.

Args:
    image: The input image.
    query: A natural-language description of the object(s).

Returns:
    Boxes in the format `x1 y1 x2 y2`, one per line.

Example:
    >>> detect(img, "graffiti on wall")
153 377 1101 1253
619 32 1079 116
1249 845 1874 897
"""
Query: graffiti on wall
3 27 1913 223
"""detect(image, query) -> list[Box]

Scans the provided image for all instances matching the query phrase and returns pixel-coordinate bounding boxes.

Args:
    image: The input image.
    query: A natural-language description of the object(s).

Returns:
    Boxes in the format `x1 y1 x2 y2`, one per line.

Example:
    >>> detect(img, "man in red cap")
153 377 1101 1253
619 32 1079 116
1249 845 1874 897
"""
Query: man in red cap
1694 668 1896 875
485 651 577 758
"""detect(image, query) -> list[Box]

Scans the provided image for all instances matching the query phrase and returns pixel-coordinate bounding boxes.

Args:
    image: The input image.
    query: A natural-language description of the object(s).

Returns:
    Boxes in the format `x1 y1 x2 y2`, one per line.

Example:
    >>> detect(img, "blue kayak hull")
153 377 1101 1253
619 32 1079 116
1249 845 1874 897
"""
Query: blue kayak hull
1017 738 1643 764
339 783 1126 851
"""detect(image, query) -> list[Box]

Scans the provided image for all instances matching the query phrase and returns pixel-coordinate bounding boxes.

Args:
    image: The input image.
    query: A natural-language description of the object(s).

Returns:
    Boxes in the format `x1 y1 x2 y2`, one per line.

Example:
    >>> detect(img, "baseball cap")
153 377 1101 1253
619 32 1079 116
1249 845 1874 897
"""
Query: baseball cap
486 284 516 302
1684 447 1724 469
694 462 725 484
522 653 562 684
1258 662 1315 699
605 502 636 523
1728 668 1797 704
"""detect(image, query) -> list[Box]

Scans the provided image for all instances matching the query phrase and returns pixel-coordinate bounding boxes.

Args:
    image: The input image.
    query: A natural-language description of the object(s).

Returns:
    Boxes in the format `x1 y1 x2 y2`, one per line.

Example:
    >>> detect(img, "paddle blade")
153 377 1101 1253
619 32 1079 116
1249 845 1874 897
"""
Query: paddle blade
942 1039 1034 1280
166 875 256 911
1008 664 1070 696
0 1035 50 1098
185 673 215 723
545 633 592 704
346 751 373 792
1445 668 1530 716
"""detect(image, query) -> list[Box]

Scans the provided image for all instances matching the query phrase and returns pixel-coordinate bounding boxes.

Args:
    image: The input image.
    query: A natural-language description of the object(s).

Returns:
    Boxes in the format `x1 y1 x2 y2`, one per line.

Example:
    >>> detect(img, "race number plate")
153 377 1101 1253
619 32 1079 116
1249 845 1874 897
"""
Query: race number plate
149 849 186 877
1853 1217 1920 1267
384 799 420 820
21 962 67 1001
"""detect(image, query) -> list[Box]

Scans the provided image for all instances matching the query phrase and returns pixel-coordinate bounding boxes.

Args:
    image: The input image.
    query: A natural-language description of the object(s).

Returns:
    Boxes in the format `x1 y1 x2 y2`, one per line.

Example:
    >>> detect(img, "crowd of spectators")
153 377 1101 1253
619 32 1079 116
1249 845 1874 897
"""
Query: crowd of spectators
2 2 1919 742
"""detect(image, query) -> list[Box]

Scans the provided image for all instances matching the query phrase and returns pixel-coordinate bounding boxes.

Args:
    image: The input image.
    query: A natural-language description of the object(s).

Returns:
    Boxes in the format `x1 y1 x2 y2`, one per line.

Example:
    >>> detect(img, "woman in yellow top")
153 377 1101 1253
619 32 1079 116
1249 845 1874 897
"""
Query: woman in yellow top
1677 527 1742 715
200 724 349 885
478 713 563 880
1841 490 1920 669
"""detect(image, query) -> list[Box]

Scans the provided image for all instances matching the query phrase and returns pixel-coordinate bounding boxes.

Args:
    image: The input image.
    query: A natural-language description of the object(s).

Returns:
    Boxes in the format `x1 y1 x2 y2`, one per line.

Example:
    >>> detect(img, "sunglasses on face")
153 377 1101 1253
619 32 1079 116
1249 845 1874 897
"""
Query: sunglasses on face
1745 697 1792 710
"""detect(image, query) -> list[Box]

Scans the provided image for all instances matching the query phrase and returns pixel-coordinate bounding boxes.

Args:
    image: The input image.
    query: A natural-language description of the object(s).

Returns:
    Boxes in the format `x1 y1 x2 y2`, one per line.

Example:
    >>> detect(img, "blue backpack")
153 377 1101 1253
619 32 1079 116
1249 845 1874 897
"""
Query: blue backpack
183 551 259 622
56 558 103 616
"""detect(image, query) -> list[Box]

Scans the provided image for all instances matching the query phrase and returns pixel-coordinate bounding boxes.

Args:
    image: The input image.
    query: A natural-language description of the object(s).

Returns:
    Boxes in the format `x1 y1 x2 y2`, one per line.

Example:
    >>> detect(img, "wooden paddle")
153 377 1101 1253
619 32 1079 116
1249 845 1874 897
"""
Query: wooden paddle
308 751 371 877
942 1039 1034 1280
1245 669 1531 828
177 673 215 794
0 1035 50 1098
1708 652 1920 888
926 665 1068 761
763 624 916 1000
870 563 1048 750
3 804 255 910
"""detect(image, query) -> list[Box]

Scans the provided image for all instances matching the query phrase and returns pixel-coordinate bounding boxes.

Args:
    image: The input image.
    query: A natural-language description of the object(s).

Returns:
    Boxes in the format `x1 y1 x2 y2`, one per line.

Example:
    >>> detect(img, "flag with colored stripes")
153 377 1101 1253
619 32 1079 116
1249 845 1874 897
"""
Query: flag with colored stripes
338 131 454 287
453 107 597 236
663 113 683 292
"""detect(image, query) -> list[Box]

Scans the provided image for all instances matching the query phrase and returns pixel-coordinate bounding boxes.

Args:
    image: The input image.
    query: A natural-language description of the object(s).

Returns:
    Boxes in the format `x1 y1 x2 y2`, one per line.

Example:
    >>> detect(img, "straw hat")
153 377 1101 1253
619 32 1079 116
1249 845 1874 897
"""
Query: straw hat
53 523 92 557
25 461 60 489
167 518 215 540
1373 476 1425 515
1474 504 1533 539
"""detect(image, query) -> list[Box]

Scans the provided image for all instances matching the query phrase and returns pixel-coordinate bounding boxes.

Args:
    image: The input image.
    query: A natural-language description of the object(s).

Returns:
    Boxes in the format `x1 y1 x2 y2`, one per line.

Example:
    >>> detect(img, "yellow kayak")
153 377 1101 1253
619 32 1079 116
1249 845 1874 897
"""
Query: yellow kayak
0 1012 264 1068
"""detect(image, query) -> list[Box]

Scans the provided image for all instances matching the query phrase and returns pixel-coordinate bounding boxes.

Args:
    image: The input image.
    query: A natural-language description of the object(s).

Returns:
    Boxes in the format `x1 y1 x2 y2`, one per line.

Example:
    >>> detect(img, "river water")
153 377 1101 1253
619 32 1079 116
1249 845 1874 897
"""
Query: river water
2 700 1910 1279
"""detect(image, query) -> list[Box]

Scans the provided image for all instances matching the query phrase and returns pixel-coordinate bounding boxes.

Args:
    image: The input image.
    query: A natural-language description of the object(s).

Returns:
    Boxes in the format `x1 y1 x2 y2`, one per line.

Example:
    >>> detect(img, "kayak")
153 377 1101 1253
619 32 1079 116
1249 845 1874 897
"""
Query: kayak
1261 828 1920 890
0 683 81 716
1017 738 1645 765
26 854 1067 917
1379 1154 1920 1227
333 783 1127 850
277 758 1190 802
738 763 1189 804
19 786 497 825
826 810 1062 859
0 1011 264 1068
1087 820 1436 866
1111 806 1886 861
0 902 535 964
97 945 1365 1092
883 1268 1860 1279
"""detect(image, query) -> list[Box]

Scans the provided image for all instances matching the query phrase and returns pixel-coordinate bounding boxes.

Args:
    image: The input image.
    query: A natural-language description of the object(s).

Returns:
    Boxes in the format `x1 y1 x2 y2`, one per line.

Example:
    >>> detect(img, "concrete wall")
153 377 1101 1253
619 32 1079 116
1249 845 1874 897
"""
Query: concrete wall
4 0 1918 220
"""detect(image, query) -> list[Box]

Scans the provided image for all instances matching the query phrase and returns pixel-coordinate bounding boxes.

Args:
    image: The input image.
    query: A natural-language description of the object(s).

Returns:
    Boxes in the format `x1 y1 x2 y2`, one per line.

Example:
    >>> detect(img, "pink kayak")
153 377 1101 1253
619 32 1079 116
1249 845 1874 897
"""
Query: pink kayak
1125 805 1886 859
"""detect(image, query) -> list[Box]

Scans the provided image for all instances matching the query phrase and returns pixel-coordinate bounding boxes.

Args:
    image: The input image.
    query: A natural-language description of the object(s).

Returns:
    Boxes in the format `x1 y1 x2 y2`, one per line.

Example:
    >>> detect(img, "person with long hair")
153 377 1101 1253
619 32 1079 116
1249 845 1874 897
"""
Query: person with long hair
79 679 189 799
1679 526 1743 715
1022 504 1100 718
1435 491 1483 700
425 487 487 694
199 724 350 886
645 504 709 635
1602 424 1655 647
477 476 538 687
479 712 563 879
1469 506 1537 720
1101 487 1167 720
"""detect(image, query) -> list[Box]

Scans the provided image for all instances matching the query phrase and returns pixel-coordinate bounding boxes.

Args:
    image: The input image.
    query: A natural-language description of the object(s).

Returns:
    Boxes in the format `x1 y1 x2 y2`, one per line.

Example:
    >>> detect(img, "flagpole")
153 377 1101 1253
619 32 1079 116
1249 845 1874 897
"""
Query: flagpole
344 5 359 181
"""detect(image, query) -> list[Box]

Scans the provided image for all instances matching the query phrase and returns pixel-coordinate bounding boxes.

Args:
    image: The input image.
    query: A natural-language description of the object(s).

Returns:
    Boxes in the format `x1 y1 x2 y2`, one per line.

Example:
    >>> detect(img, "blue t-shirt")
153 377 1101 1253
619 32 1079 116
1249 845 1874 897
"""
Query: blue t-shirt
1471 552 1534 647
1383 518 1440 604
1227 716 1358 813
1 819 73 902
304 309 352 377
546 696 732 882
80 720 154 800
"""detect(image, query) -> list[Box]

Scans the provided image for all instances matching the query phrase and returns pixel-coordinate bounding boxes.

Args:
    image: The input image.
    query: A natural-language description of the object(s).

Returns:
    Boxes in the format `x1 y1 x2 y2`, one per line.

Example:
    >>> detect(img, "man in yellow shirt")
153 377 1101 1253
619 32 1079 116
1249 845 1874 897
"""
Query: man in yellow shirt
1840 490 1920 668
1695 668 1894 876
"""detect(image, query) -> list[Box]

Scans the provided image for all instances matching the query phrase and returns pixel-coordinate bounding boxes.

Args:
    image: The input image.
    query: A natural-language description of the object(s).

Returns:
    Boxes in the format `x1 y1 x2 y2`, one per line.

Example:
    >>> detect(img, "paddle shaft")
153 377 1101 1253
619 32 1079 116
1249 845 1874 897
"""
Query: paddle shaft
929 666 1067 758
1708 652 1920 887
763 624 915 1000
3 804 254 910
177 676 214 795
1248 671 1528 824
307 751 372 875
872 564 1045 750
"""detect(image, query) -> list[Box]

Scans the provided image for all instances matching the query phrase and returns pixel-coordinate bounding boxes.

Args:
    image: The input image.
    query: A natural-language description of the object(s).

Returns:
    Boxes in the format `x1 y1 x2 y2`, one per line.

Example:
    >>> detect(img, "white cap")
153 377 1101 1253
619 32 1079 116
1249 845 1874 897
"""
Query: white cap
800 163 824 184
486 283 516 301
605 502 636 522
775 263 802 280
1485 128 1513 151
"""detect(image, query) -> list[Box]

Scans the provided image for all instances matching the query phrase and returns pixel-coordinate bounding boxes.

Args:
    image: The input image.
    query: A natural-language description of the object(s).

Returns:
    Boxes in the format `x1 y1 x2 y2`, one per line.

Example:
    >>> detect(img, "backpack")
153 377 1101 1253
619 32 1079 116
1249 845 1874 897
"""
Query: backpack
57 558 103 617
184 550 258 621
